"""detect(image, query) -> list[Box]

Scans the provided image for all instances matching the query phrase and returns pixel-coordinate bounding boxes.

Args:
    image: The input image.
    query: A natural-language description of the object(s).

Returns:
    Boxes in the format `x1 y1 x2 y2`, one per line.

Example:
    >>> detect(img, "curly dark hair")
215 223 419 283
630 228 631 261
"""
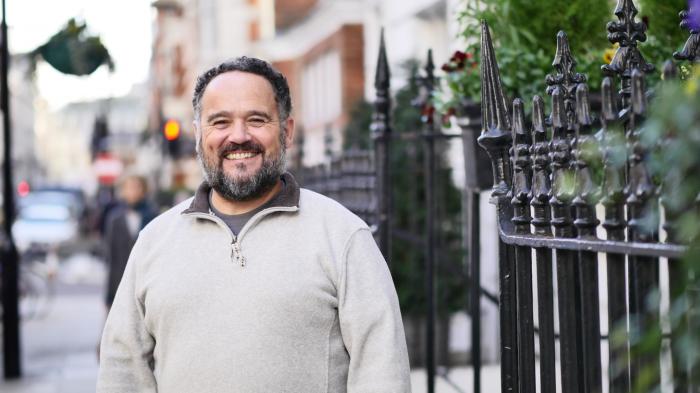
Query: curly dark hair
192 56 292 124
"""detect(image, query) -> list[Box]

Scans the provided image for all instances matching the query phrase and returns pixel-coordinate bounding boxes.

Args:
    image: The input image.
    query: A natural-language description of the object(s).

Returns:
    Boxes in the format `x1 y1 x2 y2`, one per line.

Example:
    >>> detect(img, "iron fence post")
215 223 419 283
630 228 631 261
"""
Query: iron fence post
370 29 392 264
418 49 438 393
478 21 517 393
530 95 557 393
599 76 631 393
511 98 536 393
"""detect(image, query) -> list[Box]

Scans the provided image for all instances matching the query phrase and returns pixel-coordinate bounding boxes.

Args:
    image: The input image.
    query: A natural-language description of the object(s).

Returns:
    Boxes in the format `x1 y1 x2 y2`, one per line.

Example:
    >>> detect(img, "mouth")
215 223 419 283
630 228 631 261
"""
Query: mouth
224 151 259 160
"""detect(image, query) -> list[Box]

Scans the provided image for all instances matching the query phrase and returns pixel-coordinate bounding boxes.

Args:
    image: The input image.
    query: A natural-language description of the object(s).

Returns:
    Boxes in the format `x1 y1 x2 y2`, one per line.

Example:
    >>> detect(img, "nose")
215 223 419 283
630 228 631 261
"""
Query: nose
225 119 251 144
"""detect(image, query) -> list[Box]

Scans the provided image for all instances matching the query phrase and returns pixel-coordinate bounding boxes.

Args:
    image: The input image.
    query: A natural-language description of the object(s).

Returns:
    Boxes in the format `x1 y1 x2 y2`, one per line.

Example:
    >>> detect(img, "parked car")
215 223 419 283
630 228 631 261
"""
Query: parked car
12 191 81 254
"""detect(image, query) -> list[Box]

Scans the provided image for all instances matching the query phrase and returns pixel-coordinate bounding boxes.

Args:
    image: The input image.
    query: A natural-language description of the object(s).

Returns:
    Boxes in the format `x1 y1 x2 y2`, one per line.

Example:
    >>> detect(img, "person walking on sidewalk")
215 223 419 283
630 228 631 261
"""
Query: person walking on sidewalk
103 174 157 310
97 56 411 392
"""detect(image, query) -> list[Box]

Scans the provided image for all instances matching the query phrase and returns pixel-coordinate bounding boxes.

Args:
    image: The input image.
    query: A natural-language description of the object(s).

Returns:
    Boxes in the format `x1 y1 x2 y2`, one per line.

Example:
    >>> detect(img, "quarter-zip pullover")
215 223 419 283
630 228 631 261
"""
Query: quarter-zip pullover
97 173 411 392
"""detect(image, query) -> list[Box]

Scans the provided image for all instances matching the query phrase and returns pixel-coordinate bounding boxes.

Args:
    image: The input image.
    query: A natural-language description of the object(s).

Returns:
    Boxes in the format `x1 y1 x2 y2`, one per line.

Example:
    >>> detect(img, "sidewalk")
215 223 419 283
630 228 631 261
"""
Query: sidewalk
1 255 105 393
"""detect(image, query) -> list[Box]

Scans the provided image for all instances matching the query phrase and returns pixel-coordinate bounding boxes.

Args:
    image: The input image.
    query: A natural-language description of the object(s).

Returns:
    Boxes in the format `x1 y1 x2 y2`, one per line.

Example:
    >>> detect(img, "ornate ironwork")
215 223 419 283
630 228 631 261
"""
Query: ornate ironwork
626 67 662 388
674 8 700 62
572 83 600 239
573 83 603 393
597 76 632 393
370 29 392 262
511 98 537 393
511 98 532 235
415 48 440 393
546 31 586 132
549 86 575 236
625 69 654 243
530 95 552 237
478 20 512 198
529 94 556 393
603 0 654 105
479 20 518 393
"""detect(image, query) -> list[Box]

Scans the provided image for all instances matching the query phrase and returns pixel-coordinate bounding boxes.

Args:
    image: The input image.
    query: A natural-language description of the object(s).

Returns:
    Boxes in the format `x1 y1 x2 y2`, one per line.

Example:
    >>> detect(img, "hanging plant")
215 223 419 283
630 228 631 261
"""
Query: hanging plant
30 18 114 76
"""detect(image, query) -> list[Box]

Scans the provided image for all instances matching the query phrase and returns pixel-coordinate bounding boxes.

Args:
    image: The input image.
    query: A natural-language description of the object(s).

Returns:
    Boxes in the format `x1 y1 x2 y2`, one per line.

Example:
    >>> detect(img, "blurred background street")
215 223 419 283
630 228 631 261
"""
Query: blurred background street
1 248 104 393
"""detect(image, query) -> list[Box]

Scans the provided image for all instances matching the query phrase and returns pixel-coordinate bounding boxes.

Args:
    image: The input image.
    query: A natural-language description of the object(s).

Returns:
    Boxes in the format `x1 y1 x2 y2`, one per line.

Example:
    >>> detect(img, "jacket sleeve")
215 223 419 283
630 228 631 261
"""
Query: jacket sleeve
97 239 157 392
338 228 411 392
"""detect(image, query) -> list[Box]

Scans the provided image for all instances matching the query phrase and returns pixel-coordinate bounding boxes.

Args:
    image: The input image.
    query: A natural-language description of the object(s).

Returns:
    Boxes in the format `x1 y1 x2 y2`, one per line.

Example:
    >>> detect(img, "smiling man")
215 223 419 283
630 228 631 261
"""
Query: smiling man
96 57 411 392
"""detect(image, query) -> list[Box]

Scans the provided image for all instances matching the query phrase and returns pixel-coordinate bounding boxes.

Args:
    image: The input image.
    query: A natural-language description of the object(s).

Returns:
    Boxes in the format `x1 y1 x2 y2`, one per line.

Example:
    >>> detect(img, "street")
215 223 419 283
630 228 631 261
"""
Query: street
1 252 105 393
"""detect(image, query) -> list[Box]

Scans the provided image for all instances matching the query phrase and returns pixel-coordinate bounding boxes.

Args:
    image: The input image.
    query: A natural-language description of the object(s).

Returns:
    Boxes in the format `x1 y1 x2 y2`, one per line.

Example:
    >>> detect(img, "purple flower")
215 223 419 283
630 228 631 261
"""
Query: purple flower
690 0 700 30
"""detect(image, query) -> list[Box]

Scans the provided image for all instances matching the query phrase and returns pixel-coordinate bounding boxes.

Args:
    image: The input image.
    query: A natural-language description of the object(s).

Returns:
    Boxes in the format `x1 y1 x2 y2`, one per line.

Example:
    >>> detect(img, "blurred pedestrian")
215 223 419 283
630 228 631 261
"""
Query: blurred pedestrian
97 57 411 392
103 174 156 309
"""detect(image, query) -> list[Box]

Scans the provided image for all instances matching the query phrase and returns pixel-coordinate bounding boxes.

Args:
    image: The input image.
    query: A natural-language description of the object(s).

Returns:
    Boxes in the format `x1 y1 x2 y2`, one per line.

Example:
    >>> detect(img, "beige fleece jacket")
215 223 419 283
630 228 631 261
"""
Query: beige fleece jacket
97 175 411 392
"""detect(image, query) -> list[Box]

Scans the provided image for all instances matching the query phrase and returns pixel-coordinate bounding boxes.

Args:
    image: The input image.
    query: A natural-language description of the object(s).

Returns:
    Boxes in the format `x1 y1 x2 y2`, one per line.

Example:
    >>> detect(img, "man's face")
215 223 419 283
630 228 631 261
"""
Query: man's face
196 71 294 201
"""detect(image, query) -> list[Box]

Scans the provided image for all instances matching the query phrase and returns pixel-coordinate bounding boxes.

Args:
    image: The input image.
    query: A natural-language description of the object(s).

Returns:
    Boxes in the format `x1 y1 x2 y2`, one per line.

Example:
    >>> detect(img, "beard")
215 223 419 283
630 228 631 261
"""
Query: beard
197 134 287 202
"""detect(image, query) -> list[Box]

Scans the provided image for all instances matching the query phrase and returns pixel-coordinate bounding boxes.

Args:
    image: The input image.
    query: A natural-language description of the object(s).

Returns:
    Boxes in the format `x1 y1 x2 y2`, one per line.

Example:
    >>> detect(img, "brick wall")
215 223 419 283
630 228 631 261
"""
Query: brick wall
275 0 318 31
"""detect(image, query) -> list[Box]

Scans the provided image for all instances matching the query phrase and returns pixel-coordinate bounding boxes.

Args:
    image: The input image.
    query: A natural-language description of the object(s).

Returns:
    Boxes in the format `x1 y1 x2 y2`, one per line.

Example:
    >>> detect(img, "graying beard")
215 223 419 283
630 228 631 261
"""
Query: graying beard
197 133 287 202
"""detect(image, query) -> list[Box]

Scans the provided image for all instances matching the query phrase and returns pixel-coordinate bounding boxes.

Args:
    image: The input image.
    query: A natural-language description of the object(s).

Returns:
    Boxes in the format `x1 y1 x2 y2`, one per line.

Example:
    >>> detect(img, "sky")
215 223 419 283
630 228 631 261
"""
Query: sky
6 0 153 110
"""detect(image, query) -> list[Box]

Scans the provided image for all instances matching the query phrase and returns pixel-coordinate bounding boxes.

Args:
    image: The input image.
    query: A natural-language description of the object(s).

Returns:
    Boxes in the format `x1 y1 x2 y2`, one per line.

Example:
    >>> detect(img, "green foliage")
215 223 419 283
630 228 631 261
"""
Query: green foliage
342 100 373 150
637 0 689 53
31 18 114 76
438 0 612 107
636 0 690 89
441 0 693 109
605 67 700 392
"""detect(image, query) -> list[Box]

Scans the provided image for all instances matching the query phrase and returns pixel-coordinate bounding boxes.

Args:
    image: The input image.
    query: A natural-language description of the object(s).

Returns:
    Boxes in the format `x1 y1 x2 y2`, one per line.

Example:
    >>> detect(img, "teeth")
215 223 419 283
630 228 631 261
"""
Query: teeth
225 152 257 160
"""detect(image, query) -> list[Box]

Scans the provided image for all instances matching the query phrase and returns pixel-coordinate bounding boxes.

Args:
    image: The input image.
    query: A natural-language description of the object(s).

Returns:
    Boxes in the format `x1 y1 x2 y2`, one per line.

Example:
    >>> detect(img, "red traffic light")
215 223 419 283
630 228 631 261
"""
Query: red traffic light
164 119 181 141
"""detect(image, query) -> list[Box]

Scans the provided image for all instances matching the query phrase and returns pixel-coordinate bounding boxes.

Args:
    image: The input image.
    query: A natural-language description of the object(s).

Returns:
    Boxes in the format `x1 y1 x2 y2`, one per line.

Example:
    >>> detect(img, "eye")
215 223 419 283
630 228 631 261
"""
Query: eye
211 119 230 130
246 117 268 128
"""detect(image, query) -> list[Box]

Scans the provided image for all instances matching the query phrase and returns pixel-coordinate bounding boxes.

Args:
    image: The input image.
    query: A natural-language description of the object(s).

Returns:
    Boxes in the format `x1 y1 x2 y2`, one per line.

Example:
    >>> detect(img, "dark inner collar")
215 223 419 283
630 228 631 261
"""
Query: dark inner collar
183 172 300 215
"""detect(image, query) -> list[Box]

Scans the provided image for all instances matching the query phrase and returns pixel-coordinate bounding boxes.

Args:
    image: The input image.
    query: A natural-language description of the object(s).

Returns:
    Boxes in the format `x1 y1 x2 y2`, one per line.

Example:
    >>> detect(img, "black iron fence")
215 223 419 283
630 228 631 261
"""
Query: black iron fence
477 1 698 392
296 1 699 392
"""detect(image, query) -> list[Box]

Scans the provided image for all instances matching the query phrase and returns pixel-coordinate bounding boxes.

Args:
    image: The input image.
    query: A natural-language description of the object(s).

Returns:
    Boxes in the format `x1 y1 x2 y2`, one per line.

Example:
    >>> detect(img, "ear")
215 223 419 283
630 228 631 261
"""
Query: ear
283 117 295 148
193 120 201 151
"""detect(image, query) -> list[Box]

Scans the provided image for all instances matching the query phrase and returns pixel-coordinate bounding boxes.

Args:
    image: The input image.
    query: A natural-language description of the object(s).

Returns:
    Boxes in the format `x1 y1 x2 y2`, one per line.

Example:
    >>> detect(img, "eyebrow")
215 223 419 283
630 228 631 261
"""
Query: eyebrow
205 110 273 123
205 110 232 123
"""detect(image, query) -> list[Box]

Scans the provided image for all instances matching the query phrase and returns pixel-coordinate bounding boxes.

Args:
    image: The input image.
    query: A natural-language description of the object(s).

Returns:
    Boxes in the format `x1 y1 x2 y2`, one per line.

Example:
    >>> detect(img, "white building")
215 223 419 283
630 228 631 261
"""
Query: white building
0 54 41 188
34 84 152 196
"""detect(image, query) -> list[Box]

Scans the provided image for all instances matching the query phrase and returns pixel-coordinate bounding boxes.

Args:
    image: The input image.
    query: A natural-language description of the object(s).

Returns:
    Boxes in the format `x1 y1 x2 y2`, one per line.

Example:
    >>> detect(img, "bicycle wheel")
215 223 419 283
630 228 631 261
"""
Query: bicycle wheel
19 267 50 320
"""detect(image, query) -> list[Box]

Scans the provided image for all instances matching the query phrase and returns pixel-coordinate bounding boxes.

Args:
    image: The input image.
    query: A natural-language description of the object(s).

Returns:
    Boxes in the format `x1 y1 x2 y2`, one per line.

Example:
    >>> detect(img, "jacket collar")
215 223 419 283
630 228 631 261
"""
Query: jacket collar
182 172 300 215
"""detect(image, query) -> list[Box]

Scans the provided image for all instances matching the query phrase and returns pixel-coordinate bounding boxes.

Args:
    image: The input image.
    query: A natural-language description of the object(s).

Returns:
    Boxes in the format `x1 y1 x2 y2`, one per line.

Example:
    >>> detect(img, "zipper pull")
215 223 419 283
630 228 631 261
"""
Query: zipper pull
231 238 246 267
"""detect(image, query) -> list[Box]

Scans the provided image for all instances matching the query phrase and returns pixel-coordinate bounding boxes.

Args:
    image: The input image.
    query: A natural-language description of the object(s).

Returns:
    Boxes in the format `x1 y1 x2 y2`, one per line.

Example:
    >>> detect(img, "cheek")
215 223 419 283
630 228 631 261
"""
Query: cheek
202 133 223 152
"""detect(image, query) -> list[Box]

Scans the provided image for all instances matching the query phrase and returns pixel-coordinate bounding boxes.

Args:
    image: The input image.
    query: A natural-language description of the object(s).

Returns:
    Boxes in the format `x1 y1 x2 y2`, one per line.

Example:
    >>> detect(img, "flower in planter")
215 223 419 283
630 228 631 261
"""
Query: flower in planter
435 49 481 126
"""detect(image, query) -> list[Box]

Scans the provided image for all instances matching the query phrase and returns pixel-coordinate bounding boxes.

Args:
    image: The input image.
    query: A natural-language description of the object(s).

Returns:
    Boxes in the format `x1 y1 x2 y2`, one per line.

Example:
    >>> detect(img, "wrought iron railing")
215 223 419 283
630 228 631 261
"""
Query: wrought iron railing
478 1 699 392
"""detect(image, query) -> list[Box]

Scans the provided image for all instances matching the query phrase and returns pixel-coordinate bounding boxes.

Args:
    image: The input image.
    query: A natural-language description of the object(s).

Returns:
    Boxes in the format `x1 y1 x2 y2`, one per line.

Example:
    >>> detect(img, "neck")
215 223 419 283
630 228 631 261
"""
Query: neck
210 180 282 215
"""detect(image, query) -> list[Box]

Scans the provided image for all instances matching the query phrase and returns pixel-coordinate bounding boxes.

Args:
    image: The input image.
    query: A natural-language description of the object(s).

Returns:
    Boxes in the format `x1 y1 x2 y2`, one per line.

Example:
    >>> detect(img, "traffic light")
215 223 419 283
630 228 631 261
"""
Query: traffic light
162 119 181 157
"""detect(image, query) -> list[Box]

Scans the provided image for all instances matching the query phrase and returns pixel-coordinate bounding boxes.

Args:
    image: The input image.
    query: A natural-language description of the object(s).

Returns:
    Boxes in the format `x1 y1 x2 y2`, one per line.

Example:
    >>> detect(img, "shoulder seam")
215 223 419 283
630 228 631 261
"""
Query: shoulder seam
338 227 373 294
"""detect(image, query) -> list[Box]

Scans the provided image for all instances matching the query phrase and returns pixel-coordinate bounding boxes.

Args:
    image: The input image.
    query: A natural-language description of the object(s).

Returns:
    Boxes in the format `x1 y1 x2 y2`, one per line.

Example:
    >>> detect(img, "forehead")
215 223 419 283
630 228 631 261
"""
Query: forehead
200 71 277 114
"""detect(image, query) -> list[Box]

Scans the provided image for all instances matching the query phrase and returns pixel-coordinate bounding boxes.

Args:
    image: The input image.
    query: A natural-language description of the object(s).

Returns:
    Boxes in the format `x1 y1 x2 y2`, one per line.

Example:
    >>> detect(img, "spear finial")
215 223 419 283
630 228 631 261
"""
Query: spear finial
375 28 390 91
478 20 513 197
480 20 511 135
548 31 586 92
